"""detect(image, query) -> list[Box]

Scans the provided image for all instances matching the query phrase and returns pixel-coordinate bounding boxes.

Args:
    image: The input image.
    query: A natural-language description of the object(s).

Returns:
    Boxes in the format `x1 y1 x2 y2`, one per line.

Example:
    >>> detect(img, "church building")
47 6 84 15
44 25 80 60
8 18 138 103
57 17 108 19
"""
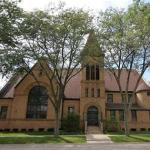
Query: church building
0 32 150 133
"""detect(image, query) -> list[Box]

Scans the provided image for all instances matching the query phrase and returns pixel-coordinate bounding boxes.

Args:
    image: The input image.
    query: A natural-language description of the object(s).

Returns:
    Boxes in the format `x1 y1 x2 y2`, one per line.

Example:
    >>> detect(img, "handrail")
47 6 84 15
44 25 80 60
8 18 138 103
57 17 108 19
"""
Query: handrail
101 122 103 133
98 120 103 133
85 120 87 134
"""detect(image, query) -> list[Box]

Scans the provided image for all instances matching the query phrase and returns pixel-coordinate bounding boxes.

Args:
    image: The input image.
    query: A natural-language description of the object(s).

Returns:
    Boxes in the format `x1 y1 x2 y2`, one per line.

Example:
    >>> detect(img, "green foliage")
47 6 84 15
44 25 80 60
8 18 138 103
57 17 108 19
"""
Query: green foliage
0 0 23 47
96 1 150 72
0 0 24 77
0 2 92 76
62 113 80 132
104 119 120 132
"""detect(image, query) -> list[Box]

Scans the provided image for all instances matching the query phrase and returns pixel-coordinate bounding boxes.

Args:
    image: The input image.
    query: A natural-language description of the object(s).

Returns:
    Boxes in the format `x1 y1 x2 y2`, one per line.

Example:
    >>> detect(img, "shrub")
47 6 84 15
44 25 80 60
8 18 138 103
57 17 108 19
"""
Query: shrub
62 113 80 132
104 118 120 132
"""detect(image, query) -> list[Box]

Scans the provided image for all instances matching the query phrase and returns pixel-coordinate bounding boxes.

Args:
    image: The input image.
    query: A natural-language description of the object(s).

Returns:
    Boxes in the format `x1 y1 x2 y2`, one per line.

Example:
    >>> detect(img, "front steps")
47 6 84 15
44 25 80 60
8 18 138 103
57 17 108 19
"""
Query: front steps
86 126 113 143
87 126 102 134
86 134 113 143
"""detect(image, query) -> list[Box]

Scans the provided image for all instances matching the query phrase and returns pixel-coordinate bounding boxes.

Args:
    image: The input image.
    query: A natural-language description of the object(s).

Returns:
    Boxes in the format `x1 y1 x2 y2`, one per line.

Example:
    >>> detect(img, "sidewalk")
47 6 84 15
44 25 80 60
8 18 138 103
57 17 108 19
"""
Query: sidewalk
86 134 113 143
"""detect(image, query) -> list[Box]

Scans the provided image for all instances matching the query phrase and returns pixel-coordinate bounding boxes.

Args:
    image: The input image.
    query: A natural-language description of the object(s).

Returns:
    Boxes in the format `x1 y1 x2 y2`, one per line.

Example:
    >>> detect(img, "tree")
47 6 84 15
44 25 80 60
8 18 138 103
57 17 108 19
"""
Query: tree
125 0 150 134
0 3 92 136
127 0 150 96
96 0 150 136
0 0 23 47
0 0 24 77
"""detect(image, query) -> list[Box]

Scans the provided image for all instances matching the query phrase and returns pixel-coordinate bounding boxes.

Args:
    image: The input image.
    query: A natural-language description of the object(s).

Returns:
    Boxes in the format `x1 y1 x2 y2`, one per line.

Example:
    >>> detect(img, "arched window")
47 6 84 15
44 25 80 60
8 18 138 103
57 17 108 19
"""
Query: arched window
26 86 48 119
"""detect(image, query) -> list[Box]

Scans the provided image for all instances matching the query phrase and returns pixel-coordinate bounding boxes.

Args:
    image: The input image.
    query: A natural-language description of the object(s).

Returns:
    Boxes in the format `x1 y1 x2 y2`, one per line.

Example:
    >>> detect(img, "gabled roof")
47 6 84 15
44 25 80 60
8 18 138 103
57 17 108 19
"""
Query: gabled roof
64 70 150 99
1 69 149 99
104 70 150 92
64 72 81 99
136 82 150 92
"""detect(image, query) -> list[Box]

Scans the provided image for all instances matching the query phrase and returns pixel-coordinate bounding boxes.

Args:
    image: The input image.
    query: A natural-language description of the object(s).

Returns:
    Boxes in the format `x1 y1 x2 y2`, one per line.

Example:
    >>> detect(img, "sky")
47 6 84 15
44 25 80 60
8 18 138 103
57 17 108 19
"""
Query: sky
0 0 149 88
19 0 133 11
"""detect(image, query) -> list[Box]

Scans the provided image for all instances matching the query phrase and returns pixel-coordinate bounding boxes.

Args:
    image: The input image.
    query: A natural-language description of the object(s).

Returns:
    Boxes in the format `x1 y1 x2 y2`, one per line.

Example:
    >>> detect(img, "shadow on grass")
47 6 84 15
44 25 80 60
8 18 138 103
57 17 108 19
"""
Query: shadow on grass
0 135 85 144
59 136 73 143
25 131 53 136
129 135 150 142
0 130 84 137
109 134 150 143
0 137 50 144
0 136 70 144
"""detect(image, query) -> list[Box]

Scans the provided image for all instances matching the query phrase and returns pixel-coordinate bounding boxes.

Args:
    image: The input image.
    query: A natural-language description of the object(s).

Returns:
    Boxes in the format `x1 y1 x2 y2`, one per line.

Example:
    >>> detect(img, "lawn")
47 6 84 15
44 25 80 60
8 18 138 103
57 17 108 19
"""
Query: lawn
0 132 86 144
109 134 150 142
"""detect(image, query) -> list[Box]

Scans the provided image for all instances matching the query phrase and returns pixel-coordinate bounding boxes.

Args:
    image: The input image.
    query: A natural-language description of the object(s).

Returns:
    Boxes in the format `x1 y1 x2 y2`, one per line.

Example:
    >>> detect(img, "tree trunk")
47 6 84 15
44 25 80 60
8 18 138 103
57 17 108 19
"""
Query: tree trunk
124 104 129 136
54 87 64 137
54 111 60 137
121 92 129 136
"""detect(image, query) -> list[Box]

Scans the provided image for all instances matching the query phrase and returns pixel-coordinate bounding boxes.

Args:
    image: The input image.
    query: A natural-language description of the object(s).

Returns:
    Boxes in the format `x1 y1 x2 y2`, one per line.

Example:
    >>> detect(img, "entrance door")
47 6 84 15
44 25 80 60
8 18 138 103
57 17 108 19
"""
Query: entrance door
87 106 98 126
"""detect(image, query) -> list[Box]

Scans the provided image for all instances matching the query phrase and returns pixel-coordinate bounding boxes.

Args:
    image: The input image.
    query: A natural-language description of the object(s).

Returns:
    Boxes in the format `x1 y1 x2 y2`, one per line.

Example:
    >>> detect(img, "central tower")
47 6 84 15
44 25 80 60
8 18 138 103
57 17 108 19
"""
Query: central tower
80 31 105 129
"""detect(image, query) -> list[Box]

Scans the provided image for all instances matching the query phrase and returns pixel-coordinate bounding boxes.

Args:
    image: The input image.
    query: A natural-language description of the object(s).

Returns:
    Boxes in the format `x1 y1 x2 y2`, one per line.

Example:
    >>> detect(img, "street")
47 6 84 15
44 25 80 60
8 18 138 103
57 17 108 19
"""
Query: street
0 143 150 150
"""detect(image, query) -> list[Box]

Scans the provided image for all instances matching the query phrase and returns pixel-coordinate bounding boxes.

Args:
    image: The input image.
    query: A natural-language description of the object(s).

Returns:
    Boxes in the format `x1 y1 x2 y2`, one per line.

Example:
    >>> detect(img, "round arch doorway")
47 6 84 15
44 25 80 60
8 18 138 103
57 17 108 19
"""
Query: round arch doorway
87 106 98 126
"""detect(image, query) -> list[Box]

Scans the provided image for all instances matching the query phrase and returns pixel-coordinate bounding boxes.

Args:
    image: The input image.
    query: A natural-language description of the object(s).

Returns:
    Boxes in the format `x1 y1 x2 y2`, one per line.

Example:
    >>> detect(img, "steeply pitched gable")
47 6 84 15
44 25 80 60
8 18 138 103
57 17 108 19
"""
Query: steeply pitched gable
82 30 103 57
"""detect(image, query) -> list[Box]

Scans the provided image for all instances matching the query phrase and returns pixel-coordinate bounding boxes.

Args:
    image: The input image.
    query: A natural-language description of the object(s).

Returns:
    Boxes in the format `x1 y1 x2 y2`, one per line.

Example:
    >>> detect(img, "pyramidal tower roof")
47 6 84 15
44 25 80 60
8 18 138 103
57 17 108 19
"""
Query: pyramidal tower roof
83 30 103 57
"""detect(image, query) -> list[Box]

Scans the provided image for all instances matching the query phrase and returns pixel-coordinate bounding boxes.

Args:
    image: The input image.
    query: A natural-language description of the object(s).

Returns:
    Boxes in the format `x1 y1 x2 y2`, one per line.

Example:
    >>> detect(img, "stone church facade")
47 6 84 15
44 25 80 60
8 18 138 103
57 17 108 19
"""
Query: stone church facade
0 32 150 132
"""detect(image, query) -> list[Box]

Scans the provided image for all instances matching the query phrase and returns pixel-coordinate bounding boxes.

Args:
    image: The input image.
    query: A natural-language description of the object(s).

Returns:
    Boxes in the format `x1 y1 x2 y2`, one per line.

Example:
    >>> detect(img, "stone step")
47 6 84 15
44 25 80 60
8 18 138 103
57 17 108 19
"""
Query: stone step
87 132 101 134
87 126 102 134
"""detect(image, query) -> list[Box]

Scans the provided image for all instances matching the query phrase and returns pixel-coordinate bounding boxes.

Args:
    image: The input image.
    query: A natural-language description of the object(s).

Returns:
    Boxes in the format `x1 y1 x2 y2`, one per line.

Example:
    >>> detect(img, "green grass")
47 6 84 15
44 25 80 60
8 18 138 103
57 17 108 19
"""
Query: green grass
0 131 52 136
109 134 150 142
0 132 86 144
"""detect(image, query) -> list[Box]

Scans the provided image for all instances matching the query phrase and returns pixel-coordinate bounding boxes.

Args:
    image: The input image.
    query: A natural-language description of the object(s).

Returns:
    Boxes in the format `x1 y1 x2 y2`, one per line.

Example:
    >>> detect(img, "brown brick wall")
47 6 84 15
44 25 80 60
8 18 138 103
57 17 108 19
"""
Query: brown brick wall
63 100 80 117
0 62 150 131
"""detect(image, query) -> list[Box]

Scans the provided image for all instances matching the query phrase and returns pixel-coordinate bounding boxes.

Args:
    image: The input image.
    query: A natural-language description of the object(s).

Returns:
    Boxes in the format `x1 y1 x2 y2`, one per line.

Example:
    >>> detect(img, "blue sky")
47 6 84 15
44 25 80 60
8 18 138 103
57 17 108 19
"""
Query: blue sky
0 0 149 88
143 70 150 83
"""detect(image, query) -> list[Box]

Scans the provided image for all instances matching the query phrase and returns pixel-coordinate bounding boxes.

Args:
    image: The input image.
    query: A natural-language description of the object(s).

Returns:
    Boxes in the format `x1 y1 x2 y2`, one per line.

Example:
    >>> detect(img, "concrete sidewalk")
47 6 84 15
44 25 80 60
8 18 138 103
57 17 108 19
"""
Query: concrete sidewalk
86 134 113 143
